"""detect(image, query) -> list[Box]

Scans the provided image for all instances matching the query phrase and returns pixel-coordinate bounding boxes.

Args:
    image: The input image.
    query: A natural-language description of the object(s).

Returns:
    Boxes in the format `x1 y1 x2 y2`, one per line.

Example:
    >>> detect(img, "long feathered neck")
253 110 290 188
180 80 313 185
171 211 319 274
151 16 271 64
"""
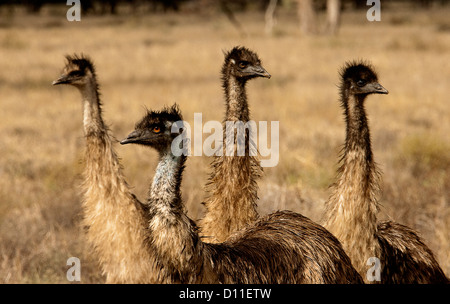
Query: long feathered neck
323 88 381 281
343 94 373 161
79 75 105 137
77 74 156 283
79 74 118 195
147 149 210 283
223 71 249 122
148 150 186 213
199 66 261 243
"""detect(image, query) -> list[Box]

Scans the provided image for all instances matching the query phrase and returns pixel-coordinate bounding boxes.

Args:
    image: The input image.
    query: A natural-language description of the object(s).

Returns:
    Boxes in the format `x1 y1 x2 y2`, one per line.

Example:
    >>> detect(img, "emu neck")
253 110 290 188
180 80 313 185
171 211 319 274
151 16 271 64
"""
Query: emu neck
224 76 250 122
148 150 185 213
345 95 372 155
79 78 105 137
200 74 261 243
77 77 155 283
147 150 208 283
324 92 381 280
79 77 116 199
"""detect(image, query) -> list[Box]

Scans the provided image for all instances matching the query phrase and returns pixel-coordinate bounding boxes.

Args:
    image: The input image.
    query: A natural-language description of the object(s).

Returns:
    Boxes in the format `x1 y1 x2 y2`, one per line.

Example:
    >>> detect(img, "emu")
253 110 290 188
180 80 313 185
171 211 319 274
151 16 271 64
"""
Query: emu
53 55 166 283
199 46 270 243
121 104 364 284
323 61 449 283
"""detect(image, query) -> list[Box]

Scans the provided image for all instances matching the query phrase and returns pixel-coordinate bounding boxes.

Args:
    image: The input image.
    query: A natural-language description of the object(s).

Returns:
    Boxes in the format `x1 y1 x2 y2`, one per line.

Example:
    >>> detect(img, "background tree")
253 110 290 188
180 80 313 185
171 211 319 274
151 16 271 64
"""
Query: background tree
325 0 341 35
297 0 317 35
265 0 278 35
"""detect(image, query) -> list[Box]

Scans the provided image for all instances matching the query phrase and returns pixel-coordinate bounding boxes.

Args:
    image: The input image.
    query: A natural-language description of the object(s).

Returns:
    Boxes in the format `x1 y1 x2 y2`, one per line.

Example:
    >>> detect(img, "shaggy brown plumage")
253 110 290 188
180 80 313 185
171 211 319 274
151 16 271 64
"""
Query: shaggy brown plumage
121 105 364 284
53 55 165 283
199 46 270 243
323 61 448 283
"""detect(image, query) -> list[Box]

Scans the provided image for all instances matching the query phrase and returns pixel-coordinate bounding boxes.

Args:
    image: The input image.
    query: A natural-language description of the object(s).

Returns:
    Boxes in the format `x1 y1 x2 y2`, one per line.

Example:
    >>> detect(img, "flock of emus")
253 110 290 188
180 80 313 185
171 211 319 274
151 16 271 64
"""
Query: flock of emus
52 46 448 284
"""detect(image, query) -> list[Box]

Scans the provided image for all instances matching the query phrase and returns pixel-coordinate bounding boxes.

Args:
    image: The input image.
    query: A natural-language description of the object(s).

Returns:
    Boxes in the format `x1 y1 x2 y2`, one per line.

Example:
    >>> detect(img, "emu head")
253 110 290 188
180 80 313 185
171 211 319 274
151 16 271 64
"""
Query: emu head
53 54 96 88
340 61 388 97
120 104 185 154
223 46 271 81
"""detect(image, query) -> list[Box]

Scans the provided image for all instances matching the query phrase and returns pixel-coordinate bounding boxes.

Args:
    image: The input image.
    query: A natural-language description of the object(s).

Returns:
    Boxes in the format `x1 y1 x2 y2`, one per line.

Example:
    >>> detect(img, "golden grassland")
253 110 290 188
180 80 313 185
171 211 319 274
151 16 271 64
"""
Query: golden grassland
0 5 449 283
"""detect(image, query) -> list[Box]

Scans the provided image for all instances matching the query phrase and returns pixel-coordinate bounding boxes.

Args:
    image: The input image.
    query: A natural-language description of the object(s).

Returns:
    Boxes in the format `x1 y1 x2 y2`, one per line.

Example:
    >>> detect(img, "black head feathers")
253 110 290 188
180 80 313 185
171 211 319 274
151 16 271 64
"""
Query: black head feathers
134 104 183 132
64 54 96 74
222 46 271 80
120 104 184 150
53 54 97 86
340 61 378 84
340 60 388 96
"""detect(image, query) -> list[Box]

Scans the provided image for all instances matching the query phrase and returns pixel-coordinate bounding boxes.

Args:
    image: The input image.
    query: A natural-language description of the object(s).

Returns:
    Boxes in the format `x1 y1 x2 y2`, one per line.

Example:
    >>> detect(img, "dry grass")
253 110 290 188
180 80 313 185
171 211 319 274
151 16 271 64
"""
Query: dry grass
0 5 449 283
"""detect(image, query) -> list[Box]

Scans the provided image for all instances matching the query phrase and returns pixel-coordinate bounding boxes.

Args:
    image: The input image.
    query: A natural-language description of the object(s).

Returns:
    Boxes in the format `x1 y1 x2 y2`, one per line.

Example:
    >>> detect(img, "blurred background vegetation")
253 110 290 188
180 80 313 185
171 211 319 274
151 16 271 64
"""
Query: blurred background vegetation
1 0 450 14
0 0 449 283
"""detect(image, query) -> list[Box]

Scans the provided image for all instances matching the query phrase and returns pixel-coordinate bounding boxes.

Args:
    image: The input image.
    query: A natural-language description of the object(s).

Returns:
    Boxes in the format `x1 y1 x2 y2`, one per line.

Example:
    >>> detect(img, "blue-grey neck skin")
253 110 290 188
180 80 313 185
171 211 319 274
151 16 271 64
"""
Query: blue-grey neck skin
146 146 206 283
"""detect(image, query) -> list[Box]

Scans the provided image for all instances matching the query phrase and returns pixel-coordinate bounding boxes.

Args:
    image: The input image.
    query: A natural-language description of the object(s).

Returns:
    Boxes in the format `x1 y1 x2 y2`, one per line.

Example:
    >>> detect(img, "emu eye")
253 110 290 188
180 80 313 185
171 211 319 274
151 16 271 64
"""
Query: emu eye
70 71 83 77
238 61 247 69
356 79 366 87
152 126 161 133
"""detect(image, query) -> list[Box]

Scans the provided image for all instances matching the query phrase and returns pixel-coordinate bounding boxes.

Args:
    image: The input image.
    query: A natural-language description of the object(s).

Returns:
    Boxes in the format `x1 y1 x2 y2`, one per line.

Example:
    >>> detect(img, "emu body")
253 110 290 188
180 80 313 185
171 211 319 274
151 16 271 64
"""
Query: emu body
323 61 448 283
53 55 164 283
200 46 269 243
122 105 364 284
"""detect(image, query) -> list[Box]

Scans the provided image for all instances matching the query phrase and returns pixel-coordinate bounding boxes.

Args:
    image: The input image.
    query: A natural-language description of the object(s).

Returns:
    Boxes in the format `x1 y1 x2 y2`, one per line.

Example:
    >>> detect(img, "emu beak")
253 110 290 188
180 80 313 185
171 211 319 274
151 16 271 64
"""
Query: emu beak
52 75 69 85
253 66 271 79
120 130 142 145
370 82 389 94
